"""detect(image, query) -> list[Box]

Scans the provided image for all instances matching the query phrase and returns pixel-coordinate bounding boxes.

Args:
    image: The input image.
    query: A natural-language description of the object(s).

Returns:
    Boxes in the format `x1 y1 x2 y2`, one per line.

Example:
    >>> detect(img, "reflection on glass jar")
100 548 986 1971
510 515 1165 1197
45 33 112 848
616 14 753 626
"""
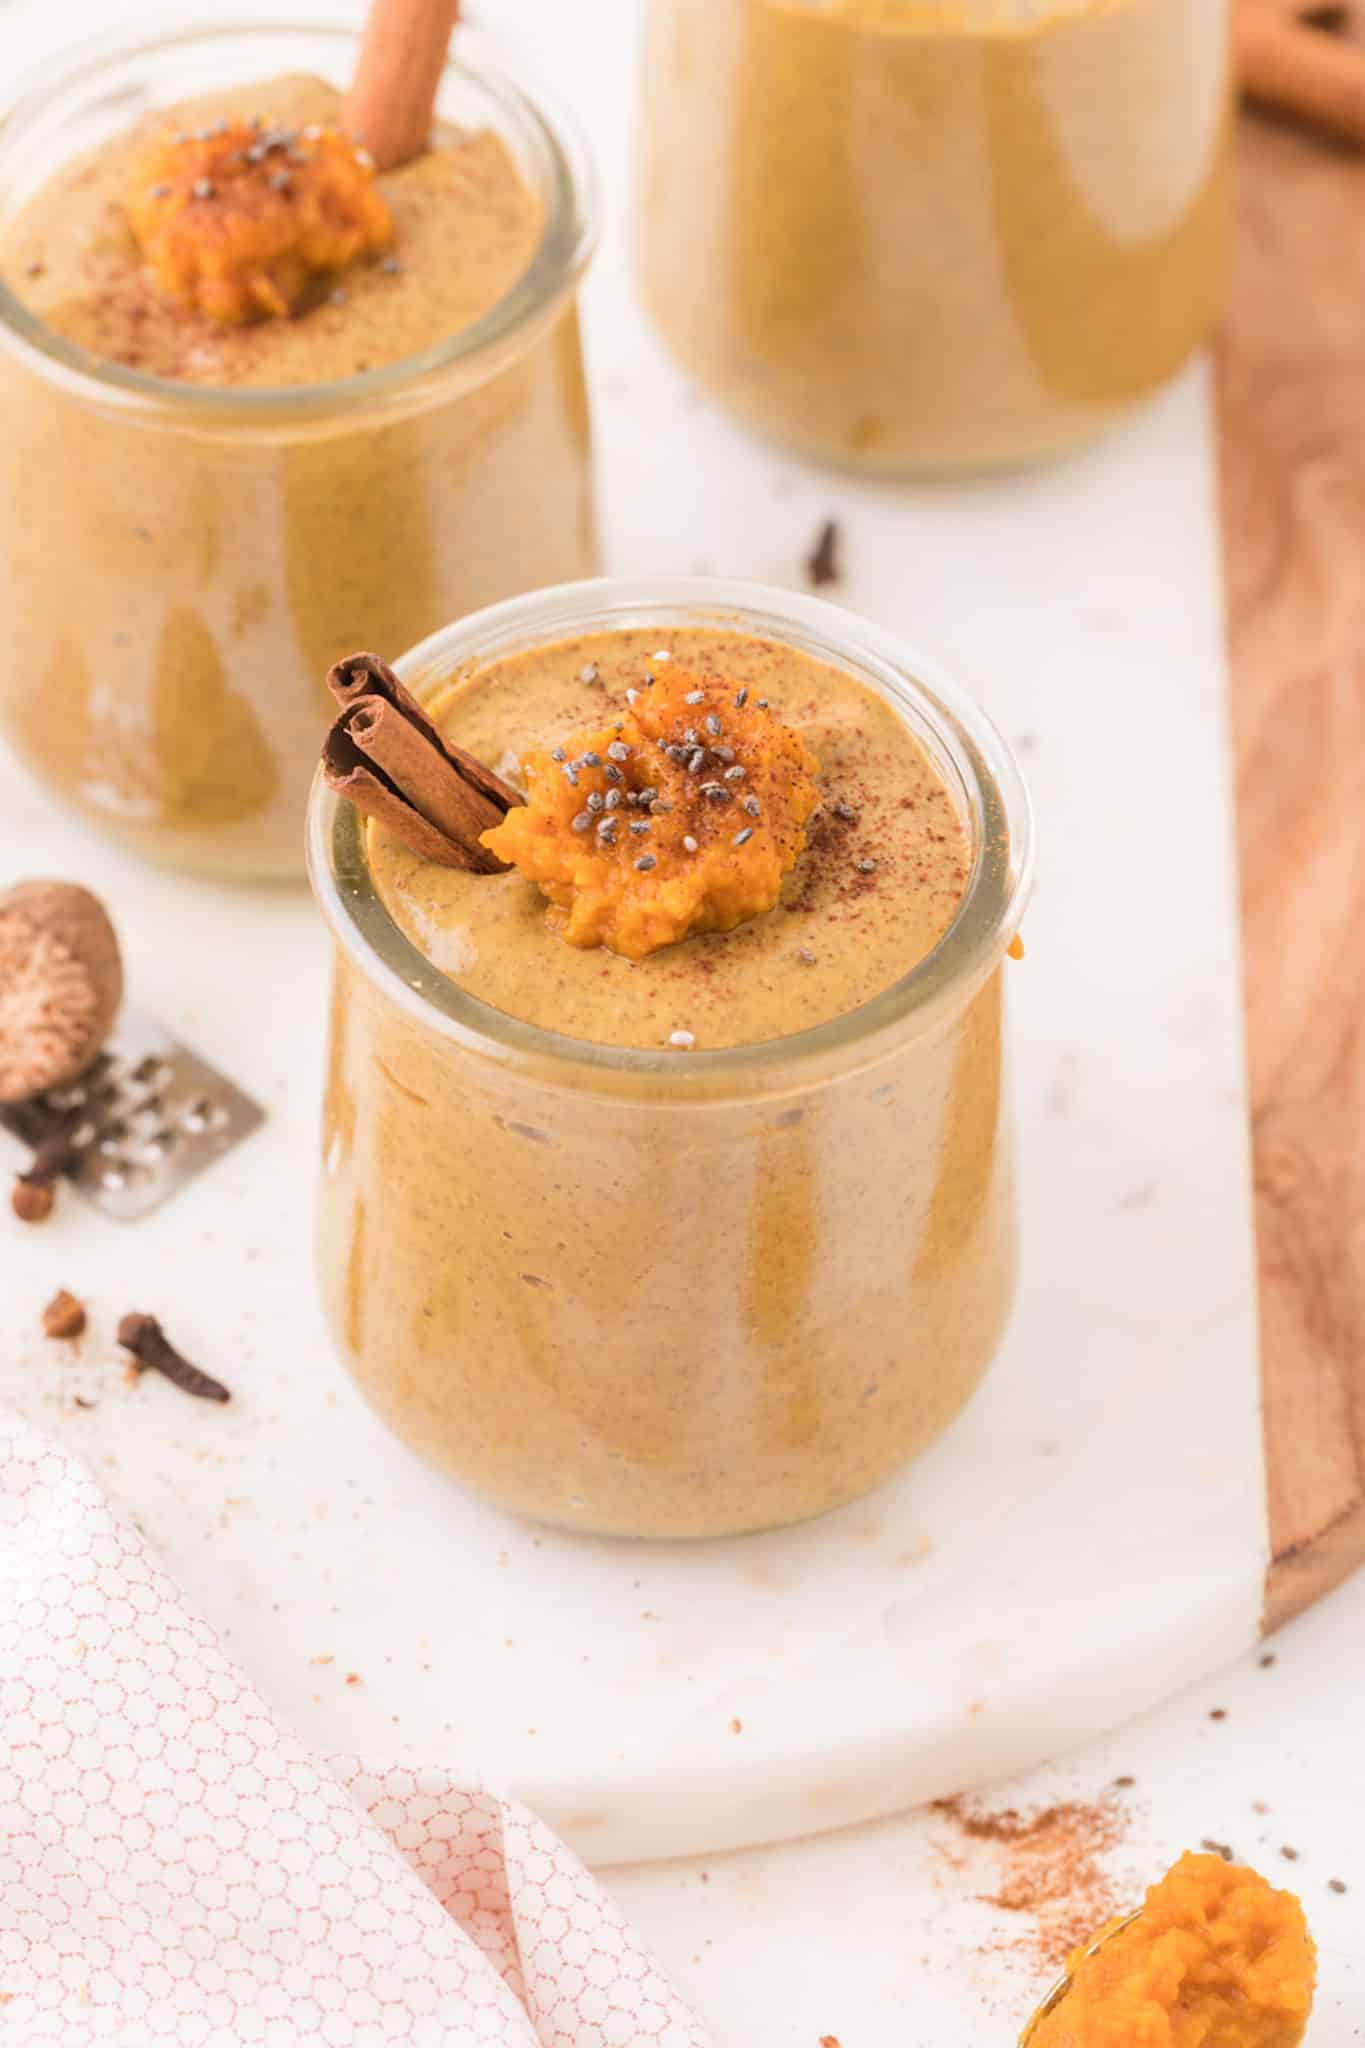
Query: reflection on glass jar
0 18 599 877
636 0 1231 472
308 579 1033 1540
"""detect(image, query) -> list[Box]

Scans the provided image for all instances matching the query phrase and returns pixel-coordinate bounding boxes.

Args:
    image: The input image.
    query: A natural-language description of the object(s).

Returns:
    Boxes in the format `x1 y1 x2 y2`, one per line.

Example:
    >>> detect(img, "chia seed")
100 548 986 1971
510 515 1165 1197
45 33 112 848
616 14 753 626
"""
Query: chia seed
551 747 567 762
688 750 706 775
634 854 657 872
638 788 658 805
579 751 603 768
745 796 761 817
833 799 858 823
701 783 732 803
604 764 623 785
685 689 705 705
724 765 746 782
713 746 736 765
586 791 604 813
626 688 639 705
683 729 700 747
571 811 592 833
605 788 622 810
683 835 699 853
561 763 579 788
797 948 817 966
757 698 769 709
579 663 599 685
653 650 673 663
607 741 630 762
629 820 651 836
856 858 877 875
706 714 723 737
669 1029 695 1049
734 688 748 708
733 827 753 846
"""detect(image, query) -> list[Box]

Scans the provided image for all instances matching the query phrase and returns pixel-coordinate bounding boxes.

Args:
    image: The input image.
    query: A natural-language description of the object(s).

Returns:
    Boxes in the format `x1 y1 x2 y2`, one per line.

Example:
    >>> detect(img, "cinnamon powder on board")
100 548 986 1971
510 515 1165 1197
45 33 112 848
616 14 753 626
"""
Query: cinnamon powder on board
931 1792 1128 1971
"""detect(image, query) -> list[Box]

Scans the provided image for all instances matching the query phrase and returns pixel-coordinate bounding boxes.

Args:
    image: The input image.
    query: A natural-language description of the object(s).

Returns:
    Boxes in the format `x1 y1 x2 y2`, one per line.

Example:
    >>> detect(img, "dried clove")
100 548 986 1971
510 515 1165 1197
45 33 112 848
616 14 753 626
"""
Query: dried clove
806 517 842 588
117 1312 231 1403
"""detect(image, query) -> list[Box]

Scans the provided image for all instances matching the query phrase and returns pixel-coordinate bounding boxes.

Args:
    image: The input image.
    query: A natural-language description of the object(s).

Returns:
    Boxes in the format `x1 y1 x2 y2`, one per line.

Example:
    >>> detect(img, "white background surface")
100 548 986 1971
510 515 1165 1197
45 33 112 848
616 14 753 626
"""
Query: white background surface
0 0 1359 2038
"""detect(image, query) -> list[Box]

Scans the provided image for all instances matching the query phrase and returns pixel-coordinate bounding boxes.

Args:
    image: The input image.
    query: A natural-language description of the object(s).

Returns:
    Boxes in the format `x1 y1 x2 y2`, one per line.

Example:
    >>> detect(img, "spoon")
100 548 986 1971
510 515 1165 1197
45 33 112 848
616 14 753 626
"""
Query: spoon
1018 1912 1141 2044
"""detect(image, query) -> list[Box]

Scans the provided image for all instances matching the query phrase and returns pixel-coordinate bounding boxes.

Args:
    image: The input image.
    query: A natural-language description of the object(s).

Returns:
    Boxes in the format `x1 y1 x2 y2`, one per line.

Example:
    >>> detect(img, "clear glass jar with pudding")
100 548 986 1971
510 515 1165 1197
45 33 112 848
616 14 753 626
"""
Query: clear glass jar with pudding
0 17 599 878
636 0 1231 471
308 578 1032 1540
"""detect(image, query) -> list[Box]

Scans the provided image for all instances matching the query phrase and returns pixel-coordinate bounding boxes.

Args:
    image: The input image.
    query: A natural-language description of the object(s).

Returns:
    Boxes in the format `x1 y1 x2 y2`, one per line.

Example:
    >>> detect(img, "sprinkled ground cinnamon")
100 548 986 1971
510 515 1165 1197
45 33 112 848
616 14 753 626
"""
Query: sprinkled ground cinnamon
931 1792 1128 1972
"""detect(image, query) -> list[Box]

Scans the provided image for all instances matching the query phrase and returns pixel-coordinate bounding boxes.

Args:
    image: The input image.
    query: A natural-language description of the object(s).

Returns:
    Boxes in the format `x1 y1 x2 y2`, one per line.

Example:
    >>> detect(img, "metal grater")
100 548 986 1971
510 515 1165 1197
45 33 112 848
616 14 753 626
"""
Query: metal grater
0 1004 265 1222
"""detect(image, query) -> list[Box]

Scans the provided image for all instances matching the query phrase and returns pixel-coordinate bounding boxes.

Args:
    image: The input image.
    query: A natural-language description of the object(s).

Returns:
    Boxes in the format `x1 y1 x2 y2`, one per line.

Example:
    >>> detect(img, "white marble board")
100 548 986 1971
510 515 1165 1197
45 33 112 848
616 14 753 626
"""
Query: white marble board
0 0 1265 1867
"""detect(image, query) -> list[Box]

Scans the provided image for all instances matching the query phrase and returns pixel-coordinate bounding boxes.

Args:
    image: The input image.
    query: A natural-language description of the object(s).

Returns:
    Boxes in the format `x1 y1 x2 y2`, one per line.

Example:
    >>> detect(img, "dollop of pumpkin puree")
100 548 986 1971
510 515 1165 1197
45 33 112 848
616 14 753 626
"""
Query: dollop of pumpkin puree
1033 1853 1315 2048
481 662 821 959
126 120 391 324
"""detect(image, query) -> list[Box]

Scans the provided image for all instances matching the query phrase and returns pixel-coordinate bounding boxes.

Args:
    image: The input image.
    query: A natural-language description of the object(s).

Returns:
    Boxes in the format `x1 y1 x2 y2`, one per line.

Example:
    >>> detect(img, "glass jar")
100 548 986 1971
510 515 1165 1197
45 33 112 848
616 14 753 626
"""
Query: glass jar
308 577 1032 1540
0 15 599 879
635 0 1231 472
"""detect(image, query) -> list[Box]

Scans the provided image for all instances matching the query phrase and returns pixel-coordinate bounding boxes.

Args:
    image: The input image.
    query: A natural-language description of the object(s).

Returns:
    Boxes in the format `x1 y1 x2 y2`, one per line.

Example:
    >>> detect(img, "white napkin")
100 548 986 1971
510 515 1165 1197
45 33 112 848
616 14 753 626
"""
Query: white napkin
0 1413 711 2047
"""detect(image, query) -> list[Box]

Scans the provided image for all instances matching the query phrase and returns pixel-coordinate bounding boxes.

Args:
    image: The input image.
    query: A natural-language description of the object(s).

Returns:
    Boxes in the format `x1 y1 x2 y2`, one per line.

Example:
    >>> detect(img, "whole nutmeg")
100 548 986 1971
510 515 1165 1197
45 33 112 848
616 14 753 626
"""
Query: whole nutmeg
0 881 123 1103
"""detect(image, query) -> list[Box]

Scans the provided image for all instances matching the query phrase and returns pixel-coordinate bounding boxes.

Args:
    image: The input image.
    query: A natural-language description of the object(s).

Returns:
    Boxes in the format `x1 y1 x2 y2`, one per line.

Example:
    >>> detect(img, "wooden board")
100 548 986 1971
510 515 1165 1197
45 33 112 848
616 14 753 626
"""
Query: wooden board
1218 107 1365 1629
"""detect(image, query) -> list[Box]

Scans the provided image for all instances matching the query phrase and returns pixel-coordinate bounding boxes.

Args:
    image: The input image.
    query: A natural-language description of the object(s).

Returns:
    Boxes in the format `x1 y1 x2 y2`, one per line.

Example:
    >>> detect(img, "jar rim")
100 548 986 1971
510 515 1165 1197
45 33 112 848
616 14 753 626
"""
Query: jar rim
306 577 1035 1098
0 7 598 419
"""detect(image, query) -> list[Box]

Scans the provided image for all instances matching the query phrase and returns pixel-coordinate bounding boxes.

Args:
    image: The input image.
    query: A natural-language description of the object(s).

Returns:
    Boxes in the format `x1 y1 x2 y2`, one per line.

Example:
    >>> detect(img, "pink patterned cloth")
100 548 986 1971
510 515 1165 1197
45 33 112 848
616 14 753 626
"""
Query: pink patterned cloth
0 1414 710 2047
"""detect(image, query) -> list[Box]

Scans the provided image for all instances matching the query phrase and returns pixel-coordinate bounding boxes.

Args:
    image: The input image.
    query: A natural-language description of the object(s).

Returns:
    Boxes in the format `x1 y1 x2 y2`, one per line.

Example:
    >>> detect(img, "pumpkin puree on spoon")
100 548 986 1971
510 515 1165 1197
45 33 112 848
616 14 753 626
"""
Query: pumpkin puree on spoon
1032 1852 1316 2048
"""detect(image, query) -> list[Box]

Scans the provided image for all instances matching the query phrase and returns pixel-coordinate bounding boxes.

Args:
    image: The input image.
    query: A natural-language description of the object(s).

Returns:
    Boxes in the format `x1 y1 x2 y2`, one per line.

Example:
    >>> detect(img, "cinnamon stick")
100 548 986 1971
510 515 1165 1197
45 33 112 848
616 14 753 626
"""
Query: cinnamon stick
322 650 518 872
1237 0 1365 147
341 0 459 173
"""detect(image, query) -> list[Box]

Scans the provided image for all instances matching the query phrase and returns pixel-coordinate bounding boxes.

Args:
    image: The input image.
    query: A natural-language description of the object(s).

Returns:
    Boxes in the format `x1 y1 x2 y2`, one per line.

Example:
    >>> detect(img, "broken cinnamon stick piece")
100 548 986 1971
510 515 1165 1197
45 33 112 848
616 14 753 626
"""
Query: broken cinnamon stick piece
323 650 519 872
1237 0 1365 146
341 0 459 174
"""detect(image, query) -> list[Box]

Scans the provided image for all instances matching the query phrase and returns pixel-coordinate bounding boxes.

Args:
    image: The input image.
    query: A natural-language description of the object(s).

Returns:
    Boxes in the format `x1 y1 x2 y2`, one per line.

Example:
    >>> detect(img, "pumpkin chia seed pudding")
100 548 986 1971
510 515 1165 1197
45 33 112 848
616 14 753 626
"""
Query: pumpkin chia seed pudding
312 584 1031 1539
637 0 1230 471
0 23 597 877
